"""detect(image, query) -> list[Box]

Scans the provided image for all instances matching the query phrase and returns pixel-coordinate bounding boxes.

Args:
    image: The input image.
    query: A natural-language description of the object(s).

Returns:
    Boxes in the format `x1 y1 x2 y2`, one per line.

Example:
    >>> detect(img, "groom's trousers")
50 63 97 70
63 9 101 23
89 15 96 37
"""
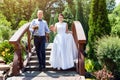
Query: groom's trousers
33 36 46 69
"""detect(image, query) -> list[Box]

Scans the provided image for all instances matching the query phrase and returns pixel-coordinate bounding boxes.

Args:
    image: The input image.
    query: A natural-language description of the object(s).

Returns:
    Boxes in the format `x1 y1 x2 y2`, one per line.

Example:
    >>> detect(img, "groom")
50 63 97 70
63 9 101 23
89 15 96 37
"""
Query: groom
29 10 50 70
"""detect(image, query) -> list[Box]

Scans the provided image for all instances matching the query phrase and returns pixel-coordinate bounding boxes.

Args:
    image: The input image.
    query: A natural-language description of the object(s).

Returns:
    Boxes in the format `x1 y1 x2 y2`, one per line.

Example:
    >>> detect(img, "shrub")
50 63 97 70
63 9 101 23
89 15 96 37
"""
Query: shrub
85 58 94 72
0 12 12 41
111 23 120 37
95 36 120 79
0 25 12 41
0 40 14 64
18 20 28 28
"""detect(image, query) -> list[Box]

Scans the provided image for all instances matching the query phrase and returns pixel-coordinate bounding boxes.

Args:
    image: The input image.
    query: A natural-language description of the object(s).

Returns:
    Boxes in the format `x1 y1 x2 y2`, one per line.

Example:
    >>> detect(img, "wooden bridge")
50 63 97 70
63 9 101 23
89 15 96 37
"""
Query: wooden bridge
0 21 86 80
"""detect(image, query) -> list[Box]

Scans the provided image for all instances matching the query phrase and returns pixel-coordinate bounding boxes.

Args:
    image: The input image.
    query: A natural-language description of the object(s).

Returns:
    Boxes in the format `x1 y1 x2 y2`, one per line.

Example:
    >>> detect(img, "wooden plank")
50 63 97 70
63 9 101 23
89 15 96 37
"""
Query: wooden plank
9 23 30 43
73 21 86 43
0 65 10 71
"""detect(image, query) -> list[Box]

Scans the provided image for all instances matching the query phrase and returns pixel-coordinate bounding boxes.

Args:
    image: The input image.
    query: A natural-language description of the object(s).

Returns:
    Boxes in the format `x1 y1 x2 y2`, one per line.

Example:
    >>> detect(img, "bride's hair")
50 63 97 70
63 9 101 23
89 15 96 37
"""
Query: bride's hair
59 13 64 18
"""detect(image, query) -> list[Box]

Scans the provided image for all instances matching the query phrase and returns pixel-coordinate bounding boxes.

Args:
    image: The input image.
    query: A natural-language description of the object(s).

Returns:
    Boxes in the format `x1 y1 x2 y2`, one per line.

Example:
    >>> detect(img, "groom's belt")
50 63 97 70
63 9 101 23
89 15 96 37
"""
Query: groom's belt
34 35 45 38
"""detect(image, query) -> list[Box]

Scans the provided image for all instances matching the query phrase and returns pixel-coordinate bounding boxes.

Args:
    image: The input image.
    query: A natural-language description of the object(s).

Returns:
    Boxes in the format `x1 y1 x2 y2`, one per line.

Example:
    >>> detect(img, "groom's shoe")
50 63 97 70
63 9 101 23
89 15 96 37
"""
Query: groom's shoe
39 66 42 71
41 65 46 71
42 68 46 71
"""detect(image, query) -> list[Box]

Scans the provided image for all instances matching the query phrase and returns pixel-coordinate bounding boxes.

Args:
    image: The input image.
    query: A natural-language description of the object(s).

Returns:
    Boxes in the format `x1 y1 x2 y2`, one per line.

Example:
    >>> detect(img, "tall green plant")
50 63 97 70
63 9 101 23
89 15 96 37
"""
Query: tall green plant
48 13 58 43
74 0 88 41
30 7 39 21
0 12 12 41
0 0 34 29
109 4 120 37
88 0 111 59
62 4 74 30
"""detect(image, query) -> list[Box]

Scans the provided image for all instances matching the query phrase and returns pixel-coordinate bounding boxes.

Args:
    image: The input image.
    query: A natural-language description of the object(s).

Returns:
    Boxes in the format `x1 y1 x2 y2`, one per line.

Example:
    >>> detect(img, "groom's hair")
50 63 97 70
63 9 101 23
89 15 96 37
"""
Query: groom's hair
37 10 43 14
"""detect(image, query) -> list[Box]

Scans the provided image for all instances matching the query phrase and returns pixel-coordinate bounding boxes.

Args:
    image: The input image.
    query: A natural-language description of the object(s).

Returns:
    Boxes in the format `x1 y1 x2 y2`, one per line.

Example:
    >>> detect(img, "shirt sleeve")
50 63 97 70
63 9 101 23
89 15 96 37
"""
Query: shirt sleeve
29 19 35 33
45 21 50 33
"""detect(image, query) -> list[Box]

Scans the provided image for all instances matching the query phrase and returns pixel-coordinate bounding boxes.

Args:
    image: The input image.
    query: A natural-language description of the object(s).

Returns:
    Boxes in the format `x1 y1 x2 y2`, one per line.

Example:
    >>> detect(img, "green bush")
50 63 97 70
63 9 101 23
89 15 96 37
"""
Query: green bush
0 40 14 64
18 20 28 28
95 36 120 79
111 23 120 37
108 4 120 37
0 12 12 41
85 58 94 72
0 13 11 27
85 58 101 73
0 25 12 41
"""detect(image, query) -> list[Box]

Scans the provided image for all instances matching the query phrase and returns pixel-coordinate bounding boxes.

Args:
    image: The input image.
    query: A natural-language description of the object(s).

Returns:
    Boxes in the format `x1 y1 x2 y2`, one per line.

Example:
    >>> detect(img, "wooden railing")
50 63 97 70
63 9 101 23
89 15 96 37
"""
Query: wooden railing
72 21 86 75
9 21 86 76
9 22 31 76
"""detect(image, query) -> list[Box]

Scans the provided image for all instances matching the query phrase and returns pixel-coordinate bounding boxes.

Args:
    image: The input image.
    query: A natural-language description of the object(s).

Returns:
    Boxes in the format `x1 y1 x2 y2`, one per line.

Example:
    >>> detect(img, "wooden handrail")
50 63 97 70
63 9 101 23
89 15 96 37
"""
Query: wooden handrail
72 21 86 75
9 22 31 76
9 22 50 76
9 21 86 76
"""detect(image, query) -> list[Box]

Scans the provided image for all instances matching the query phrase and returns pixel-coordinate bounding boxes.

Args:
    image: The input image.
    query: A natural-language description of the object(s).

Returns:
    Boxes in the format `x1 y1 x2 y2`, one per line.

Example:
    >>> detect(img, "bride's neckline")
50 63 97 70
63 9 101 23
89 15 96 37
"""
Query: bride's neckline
58 22 64 24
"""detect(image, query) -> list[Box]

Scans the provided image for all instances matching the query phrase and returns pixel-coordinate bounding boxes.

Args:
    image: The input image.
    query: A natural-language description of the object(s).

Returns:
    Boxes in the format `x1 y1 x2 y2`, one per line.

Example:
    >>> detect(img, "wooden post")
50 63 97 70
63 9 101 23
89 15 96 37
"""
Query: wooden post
78 43 85 75
12 42 23 75
72 21 86 76
27 29 31 52
9 23 31 76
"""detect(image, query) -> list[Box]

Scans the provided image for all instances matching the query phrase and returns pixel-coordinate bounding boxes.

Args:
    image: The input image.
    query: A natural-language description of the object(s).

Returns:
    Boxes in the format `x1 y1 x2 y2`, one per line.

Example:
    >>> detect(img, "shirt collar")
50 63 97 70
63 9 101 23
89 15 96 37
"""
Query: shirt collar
38 19 42 21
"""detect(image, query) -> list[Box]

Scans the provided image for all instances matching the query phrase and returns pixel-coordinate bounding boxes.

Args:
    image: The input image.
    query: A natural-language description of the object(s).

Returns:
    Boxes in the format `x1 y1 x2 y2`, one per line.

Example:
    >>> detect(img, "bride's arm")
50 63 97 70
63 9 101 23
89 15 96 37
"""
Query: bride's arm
49 24 57 33
53 25 57 33
66 23 68 32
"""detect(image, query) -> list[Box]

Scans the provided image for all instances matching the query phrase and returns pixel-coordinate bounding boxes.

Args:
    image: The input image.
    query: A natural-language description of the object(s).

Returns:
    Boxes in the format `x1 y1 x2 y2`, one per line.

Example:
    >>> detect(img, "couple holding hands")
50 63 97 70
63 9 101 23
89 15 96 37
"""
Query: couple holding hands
29 10 78 71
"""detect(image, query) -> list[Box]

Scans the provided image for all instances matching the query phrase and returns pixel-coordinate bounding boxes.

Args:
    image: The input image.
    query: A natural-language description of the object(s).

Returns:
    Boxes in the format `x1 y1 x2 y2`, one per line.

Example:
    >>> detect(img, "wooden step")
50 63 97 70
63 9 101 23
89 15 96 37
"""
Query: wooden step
27 60 39 66
27 60 50 66
32 50 51 56
0 64 10 80
46 51 51 55
30 55 50 61
31 43 52 54
46 55 50 60
25 65 76 71
30 55 38 60
25 43 77 72
0 64 10 71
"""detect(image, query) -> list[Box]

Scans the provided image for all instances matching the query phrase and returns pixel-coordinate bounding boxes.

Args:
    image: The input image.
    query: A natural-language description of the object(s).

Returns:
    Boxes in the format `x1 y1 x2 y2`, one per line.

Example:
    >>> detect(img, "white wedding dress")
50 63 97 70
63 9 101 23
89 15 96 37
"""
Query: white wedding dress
49 22 78 70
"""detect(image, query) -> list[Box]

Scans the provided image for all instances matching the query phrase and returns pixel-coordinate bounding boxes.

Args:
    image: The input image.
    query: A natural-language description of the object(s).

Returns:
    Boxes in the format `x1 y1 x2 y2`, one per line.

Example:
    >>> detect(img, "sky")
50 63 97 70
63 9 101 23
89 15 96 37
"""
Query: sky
115 0 120 6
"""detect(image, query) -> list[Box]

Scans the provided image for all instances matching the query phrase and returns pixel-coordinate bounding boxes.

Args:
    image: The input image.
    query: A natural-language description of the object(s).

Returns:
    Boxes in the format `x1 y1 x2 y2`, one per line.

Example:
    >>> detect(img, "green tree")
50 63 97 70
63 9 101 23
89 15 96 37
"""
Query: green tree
88 0 111 59
0 0 65 30
66 0 75 15
109 4 120 37
0 0 35 29
74 0 89 40
62 4 74 30
0 12 12 41
33 0 64 23
48 13 58 43
30 7 39 21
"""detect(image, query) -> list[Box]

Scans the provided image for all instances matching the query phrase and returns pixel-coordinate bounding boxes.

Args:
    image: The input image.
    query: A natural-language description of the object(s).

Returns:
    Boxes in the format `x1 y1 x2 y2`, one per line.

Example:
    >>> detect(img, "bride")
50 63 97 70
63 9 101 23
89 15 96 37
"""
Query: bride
49 13 78 70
